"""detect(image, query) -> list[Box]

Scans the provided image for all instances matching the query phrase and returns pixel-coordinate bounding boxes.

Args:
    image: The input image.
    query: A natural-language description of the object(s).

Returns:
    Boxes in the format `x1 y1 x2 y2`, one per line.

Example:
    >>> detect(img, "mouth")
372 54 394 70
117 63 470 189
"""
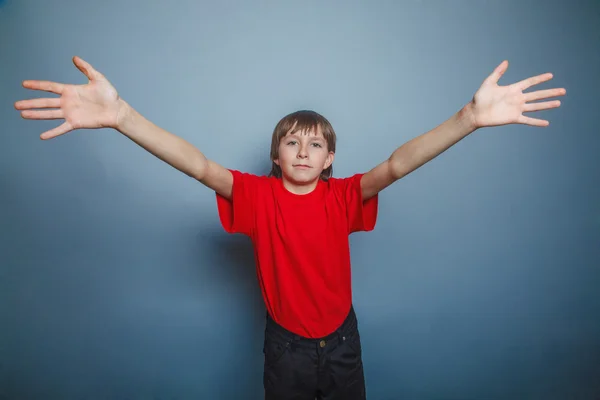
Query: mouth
293 164 312 169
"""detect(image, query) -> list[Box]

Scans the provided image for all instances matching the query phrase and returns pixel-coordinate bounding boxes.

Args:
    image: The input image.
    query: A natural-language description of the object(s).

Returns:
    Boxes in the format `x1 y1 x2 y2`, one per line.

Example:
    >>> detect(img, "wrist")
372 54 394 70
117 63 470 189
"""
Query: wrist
114 98 133 132
460 101 479 132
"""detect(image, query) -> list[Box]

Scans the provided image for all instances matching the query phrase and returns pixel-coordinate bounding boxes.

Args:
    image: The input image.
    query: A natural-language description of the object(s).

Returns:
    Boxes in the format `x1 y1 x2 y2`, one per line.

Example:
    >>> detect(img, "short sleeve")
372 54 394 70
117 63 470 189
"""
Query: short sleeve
344 173 378 233
215 169 258 236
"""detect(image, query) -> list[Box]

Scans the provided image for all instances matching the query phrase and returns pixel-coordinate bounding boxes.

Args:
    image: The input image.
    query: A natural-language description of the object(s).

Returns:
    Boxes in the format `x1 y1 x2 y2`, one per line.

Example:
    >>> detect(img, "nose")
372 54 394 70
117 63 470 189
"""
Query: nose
297 144 308 159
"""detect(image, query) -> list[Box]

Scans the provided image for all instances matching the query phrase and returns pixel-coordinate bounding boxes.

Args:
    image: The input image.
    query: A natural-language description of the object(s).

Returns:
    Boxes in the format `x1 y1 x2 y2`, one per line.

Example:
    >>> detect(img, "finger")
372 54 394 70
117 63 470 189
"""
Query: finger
14 98 61 110
524 88 566 102
21 109 64 120
516 72 553 91
518 115 550 127
484 60 509 85
523 100 561 113
73 56 103 81
22 80 65 94
40 122 73 140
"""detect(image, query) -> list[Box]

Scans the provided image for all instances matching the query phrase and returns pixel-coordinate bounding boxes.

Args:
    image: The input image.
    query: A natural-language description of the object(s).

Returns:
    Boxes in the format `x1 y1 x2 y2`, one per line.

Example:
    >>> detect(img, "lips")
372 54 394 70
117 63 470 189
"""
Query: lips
293 164 312 169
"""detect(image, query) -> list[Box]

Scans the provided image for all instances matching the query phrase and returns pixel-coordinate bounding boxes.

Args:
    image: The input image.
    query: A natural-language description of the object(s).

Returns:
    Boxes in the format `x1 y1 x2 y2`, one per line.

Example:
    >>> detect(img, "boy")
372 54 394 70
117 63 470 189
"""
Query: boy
15 56 565 399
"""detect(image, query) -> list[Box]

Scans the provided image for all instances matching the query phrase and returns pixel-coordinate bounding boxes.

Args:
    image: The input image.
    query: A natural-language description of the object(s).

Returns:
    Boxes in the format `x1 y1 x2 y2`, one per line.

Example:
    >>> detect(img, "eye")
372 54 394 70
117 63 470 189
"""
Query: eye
311 143 322 148
287 140 297 145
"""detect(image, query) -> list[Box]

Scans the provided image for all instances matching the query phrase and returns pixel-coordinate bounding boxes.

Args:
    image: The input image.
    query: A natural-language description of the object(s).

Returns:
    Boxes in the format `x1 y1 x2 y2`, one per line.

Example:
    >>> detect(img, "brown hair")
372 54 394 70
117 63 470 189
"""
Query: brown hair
269 110 337 180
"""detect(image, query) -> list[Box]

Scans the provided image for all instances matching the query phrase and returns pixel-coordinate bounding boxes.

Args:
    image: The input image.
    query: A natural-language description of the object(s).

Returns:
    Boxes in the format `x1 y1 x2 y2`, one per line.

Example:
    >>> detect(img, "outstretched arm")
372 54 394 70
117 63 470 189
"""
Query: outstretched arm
15 56 233 199
360 60 566 201
115 100 233 198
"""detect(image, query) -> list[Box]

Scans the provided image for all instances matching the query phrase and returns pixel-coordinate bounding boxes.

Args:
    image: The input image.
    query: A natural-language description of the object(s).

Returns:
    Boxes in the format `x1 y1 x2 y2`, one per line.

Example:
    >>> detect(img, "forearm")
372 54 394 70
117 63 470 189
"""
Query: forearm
115 99 208 180
389 102 478 180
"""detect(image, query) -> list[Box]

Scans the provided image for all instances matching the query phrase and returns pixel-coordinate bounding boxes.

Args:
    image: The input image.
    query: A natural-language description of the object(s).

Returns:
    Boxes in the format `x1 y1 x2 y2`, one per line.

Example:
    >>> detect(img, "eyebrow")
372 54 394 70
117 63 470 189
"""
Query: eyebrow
286 134 325 142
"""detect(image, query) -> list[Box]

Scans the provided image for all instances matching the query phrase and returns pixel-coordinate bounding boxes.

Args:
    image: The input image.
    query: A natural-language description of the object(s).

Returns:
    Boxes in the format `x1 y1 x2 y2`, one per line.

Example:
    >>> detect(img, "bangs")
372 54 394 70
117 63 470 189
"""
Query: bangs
277 113 325 140
274 110 335 146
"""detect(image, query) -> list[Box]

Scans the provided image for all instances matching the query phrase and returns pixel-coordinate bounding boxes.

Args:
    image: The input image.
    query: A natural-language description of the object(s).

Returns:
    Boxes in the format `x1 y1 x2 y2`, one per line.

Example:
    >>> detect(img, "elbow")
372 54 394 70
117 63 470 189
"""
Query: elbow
389 148 424 181
388 157 405 181
189 154 209 181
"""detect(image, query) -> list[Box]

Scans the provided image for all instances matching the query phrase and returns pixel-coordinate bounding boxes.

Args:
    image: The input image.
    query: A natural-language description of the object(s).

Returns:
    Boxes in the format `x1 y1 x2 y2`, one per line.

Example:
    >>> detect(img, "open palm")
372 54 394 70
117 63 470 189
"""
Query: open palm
471 60 566 128
15 56 122 140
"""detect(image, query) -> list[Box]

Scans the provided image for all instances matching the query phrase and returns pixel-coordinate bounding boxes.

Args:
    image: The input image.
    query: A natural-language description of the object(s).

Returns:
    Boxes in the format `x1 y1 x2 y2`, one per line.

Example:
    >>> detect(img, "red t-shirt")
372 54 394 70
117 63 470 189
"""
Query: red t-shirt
216 170 378 338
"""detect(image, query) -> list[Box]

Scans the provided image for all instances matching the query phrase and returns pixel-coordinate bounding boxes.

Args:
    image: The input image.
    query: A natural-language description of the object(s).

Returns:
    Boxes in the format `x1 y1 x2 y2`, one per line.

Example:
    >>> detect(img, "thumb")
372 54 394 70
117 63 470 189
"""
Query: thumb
484 60 509 85
72 56 103 81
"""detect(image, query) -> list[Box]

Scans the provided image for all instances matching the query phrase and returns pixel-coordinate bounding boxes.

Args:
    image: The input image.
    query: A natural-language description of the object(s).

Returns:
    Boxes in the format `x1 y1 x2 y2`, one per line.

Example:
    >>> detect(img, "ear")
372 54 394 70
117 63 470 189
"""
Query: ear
324 152 334 169
273 158 280 166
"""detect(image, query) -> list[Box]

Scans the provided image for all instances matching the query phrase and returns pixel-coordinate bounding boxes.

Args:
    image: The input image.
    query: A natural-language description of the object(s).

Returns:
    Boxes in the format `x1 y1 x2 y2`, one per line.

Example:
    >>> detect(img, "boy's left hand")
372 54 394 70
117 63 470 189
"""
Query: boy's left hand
468 60 566 129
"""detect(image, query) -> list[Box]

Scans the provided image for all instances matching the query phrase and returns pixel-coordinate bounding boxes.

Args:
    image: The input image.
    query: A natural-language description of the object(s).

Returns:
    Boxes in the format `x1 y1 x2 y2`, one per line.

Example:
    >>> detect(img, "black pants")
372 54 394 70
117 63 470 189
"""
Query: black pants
263 305 366 400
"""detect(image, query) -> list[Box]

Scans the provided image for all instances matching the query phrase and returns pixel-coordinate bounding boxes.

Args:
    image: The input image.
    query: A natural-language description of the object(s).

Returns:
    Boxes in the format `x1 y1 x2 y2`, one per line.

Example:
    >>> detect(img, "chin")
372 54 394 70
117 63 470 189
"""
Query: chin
283 168 321 183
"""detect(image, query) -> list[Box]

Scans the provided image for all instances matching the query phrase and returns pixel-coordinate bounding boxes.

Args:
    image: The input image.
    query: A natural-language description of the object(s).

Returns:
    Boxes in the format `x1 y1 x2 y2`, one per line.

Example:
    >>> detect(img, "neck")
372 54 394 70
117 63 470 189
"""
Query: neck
281 176 319 195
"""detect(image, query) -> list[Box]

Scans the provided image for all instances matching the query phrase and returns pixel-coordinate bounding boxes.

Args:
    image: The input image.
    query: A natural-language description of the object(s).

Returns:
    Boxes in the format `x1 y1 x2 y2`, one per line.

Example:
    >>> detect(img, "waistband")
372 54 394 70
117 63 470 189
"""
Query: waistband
265 305 358 346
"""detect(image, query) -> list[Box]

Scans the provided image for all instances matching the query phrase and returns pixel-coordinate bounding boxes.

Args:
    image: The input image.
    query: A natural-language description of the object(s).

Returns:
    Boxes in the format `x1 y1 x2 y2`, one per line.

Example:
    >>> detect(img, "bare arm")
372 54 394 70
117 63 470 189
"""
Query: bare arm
115 100 233 199
15 56 233 199
361 105 475 201
361 60 566 201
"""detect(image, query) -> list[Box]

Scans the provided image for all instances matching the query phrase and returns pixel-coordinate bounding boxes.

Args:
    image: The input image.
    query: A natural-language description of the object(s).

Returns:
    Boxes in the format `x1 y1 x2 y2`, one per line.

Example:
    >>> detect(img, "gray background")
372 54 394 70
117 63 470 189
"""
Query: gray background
1 0 599 399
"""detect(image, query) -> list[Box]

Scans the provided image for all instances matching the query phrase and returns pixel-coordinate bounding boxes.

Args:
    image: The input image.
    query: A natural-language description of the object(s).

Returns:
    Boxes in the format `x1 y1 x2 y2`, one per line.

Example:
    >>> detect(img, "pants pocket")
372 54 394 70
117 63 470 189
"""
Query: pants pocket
326 331 366 399
345 329 363 358
263 333 289 369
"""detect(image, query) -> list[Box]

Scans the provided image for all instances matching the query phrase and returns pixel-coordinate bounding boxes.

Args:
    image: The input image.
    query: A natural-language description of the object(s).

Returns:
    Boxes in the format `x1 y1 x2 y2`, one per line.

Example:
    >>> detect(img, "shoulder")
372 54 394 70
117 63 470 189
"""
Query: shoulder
229 169 271 183
228 169 278 195
325 173 364 192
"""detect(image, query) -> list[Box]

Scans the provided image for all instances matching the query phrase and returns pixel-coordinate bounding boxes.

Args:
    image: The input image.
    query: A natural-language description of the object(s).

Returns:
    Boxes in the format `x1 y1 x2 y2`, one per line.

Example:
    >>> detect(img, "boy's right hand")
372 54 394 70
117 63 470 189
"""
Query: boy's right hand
15 56 124 140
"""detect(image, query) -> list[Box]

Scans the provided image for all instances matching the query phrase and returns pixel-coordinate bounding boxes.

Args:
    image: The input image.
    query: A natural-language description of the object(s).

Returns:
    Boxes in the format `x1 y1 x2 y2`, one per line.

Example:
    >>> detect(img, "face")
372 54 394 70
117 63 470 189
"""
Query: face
274 126 334 185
